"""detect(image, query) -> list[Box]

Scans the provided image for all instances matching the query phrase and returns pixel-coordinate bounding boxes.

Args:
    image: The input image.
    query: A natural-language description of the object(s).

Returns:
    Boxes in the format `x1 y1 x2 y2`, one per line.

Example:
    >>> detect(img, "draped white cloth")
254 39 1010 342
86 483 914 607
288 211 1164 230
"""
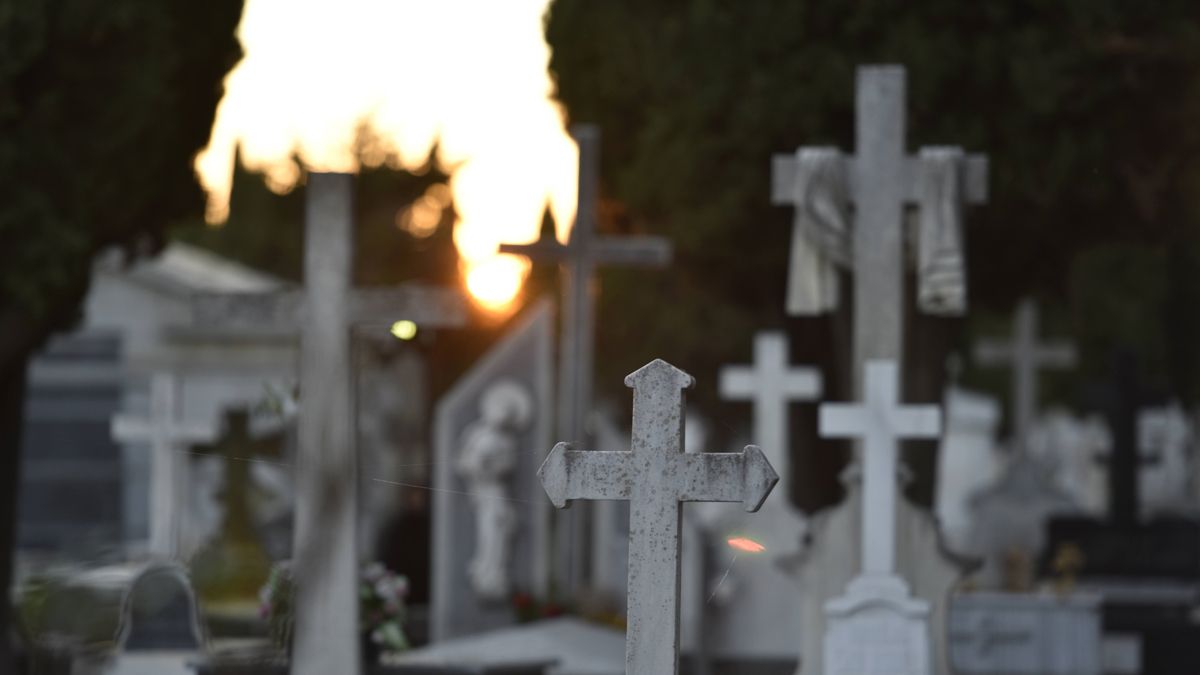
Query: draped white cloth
916 146 967 315
785 147 850 316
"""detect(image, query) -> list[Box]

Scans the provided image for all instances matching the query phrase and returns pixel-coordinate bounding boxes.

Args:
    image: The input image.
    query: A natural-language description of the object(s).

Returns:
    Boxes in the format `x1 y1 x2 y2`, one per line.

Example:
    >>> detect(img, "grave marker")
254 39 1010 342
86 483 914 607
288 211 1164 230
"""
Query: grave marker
819 360 942 675
538 359 778 675
500 125 672 592
111 371 217 557
192 173 467 675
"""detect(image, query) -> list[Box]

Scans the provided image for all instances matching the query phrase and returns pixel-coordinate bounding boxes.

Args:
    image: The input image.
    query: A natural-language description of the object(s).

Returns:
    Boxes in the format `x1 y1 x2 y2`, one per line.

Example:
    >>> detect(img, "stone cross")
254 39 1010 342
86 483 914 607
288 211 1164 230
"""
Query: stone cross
500 124 672 588
974 298 1077 449
193 173 467 675
539 359 778 675
819 360 941 577
111 371 217 556
772 65 988 376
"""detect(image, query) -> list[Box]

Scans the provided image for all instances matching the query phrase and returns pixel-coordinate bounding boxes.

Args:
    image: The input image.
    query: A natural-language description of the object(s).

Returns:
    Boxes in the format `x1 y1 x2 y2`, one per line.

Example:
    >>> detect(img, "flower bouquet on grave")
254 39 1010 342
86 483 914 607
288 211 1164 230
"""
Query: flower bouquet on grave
360 562 411 661
258 561 411 661
510 590 570 623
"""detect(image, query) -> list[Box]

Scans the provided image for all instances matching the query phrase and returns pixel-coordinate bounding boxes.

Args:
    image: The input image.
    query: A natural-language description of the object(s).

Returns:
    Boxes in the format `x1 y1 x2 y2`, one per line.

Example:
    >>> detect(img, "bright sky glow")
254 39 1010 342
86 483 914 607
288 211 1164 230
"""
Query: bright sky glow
194 0 579 312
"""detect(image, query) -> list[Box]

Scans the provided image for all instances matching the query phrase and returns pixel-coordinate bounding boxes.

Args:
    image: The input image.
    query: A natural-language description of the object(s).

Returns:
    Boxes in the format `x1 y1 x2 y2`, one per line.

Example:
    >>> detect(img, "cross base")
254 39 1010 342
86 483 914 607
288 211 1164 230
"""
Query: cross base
824 574 932 675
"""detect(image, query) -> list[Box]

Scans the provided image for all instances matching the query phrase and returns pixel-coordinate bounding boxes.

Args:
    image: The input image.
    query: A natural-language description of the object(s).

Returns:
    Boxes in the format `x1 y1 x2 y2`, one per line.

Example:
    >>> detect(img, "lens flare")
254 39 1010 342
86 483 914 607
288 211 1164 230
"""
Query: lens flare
726 537 766 553
390 320 418 341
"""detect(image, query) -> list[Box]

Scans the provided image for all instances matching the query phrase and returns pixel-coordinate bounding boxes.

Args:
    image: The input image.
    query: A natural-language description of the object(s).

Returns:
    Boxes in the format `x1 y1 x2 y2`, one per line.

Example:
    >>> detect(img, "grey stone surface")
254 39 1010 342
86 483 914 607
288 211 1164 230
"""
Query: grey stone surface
538 359 778 675
431 298 554 641
948 591 1104 675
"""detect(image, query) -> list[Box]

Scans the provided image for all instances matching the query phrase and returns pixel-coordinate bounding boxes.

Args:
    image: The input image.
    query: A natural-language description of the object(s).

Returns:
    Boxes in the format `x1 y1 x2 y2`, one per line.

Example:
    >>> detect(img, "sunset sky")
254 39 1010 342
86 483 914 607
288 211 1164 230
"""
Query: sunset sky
194 0 578 311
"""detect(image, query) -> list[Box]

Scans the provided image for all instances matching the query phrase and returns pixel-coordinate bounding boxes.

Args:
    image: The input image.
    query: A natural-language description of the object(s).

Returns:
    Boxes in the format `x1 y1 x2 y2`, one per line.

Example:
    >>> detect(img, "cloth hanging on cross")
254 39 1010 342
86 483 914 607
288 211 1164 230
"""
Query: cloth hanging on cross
785 147 850 316
915 146 967 316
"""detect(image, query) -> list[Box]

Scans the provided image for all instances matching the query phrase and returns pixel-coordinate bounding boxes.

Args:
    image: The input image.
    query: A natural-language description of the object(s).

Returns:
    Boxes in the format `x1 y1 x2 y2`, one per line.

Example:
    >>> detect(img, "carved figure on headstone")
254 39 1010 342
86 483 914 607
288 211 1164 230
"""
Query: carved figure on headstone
456 379 533 601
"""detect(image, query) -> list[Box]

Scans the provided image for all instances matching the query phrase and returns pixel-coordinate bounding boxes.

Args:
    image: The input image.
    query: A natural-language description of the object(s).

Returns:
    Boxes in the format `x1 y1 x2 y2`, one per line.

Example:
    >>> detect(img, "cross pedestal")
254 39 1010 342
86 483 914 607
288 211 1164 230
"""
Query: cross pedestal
539 359 778 675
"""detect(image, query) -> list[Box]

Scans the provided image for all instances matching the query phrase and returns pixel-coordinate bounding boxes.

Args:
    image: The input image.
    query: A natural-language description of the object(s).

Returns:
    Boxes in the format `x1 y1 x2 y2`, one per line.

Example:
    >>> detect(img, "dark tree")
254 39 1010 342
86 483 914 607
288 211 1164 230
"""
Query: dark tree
543 1 1200 508
0 0 244 664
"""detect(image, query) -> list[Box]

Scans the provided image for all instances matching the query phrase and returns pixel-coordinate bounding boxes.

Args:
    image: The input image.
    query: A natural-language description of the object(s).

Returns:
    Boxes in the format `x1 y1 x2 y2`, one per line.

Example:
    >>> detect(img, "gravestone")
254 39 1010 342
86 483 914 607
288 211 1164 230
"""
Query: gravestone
973 299 1077 447
18 332 124 559
192 173 467 675
538 359 778 675
431 298 554 641
773 65 986 675
1041 350 1200 675
948 591 1105 675
934 387 1002 554
110 371 218 557
500 125 672 596
706 332 820 660
818 360 942 675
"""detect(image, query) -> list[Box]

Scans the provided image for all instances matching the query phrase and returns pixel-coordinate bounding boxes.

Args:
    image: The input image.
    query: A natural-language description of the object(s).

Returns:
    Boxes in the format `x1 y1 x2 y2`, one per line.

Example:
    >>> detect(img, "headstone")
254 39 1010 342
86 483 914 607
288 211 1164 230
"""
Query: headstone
818 361 942 675
538 359 778 674
771 64 987 675
1040 350 1200 675
705 332 820 659
18 332 124 559
973 299 1077 447
934 387 1002 553
500 125 672 594
431 299 554 641
948 591 1104 675
1136 403 1195 516
110 371 218 557
192 173 467 675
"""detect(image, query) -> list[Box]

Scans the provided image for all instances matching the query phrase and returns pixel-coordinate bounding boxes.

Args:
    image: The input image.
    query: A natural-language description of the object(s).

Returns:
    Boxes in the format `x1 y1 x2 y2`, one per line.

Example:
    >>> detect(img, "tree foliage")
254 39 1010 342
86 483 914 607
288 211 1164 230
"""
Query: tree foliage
544 0 1200 505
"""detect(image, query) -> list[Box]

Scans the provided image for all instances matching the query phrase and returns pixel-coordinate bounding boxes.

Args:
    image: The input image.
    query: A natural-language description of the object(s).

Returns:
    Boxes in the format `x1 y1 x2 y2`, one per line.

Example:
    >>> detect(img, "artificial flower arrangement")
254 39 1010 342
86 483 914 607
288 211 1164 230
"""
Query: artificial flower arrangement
259 561 410 658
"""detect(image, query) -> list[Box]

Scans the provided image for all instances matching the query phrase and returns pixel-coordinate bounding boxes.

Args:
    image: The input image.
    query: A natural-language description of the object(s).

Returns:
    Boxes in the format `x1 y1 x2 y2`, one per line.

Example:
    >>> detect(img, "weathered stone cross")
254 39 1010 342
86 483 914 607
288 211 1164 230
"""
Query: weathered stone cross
501 124 672 588
772 65 988 376
193 173 467 675
973 298 1077 449
110 371 217 556
539 359 778 675
819 360 941 577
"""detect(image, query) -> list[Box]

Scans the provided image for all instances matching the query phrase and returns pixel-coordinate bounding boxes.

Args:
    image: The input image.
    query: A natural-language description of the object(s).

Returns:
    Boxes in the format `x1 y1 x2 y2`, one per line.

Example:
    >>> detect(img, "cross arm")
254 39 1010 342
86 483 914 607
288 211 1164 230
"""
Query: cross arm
498 239 569 262
818 405 865 438
771 153 988 205
346 285 469 329
192 290 305 331
676 445 778 512
1034 343 1078 368
537 442 634 508
973 340 1014 365
591 236 673 267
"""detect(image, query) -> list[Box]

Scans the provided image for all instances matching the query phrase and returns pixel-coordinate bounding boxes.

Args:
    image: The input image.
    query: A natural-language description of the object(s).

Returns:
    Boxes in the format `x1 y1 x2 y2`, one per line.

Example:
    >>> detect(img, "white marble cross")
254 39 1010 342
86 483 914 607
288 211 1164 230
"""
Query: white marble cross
772 65 988 375
193 173 467 675
819 360 941 577
721 332 822 479
110 371 217 557
973 298 1077 448
538 359 778 675
500 124 672 590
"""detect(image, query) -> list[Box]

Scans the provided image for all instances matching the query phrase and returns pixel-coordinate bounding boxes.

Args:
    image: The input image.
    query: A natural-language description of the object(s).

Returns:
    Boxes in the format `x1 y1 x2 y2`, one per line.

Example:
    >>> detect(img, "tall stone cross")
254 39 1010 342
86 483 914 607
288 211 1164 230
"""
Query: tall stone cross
772 65 988 377
110 371 217 556
500 124 671 588
973 298 1077 449
819 360 941 578
539 359 778 675
719 331 821 528
193 173 467 675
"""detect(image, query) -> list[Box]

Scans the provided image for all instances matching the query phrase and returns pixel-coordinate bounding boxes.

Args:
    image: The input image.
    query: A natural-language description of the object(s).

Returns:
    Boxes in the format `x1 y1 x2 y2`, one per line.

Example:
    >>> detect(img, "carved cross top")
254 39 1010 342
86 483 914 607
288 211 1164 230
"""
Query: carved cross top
819 360 941 578
538 359 778 675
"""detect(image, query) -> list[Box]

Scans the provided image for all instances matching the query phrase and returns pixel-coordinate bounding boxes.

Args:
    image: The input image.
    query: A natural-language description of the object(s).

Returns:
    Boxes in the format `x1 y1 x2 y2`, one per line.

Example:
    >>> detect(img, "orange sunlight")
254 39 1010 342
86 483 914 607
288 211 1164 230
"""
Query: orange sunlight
726 537 767 554
194 0 578 313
